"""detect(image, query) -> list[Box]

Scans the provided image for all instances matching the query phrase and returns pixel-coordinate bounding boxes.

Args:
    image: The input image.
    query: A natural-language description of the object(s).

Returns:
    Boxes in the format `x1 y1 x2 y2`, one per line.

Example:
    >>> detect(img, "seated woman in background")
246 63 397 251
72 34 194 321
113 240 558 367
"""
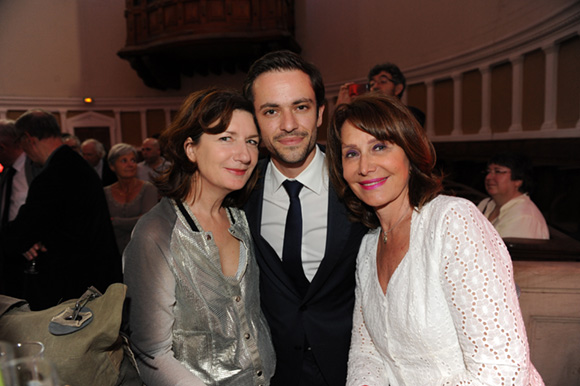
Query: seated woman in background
123 88 275 385
478 153 549 239
104 143 158 255
327 93 543 385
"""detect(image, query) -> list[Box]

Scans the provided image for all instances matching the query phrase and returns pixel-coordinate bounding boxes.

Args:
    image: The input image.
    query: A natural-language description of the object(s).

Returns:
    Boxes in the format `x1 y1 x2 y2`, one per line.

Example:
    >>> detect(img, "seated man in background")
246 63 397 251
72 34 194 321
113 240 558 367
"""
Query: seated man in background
0 110 122 310
478 152 549 239
337 62 425 126
81 138 117 186
136 137 170 183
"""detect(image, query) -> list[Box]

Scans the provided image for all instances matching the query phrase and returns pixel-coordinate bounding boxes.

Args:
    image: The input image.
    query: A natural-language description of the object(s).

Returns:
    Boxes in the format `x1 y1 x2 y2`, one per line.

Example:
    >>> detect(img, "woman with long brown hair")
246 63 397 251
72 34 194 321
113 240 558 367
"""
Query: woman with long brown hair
124 88 275 385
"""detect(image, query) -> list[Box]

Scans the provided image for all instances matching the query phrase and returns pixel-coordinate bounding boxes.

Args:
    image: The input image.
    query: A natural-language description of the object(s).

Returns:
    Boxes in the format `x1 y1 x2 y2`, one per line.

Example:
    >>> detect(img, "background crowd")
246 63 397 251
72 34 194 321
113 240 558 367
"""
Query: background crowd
0 50 547 385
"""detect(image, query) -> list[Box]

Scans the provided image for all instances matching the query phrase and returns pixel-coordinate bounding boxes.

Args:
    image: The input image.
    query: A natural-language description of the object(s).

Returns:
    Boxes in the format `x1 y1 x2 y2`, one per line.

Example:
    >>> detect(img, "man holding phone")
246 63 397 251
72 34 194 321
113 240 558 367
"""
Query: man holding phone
337 62 426 127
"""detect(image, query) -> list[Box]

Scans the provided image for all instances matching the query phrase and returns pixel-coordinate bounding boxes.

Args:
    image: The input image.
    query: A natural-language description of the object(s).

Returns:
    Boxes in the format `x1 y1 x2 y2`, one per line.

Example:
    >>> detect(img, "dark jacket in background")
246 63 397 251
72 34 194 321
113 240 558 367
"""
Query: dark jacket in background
0 146 122 310
101 158 118 187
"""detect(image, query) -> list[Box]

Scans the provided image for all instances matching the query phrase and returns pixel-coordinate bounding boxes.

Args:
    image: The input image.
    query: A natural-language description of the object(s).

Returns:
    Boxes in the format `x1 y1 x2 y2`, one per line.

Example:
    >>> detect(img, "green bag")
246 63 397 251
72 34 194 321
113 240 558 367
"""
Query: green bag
0 283 141 386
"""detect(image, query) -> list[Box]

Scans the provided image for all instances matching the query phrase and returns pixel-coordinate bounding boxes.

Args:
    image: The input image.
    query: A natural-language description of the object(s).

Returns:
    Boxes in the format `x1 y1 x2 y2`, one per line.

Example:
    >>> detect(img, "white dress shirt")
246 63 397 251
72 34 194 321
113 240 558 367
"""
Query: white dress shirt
261 146 329 281
94 158 104 179
7 152 29 221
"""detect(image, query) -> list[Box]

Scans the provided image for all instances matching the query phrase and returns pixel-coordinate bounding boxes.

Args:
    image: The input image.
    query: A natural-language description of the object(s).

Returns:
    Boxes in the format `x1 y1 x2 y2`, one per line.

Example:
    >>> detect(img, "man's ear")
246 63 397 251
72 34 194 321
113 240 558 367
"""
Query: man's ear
184 137 196 163
394 83 404 98
316 105 326 128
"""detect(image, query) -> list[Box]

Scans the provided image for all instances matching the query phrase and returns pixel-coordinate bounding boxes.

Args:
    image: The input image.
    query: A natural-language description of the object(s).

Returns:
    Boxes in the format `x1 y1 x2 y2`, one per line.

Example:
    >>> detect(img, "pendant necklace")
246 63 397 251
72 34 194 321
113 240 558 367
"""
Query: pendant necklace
381 208 412 244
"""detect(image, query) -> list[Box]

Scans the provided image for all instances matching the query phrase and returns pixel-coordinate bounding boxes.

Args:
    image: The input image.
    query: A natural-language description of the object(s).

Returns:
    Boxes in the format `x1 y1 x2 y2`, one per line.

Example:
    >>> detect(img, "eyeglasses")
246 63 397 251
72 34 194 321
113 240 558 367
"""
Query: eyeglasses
483 168 511 176
368 77 396 89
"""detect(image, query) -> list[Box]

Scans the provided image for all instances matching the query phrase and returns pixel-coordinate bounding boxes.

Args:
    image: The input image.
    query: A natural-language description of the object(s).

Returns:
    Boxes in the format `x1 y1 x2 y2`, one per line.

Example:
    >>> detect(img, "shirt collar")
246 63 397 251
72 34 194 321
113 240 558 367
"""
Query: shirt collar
95 157 103 171
266 145 327 195
43 145 67 168
12 152 26 172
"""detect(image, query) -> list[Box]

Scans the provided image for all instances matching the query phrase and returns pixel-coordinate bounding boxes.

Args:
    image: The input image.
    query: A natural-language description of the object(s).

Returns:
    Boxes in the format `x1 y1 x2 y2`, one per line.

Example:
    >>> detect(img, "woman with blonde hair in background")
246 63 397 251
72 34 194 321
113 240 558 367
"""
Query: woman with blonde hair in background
104 143 157 256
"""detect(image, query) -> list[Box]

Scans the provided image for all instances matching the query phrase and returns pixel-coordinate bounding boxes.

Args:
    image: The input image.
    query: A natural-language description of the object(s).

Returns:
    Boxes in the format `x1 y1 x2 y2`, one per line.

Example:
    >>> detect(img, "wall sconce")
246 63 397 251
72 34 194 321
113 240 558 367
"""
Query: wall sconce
83 97 94 104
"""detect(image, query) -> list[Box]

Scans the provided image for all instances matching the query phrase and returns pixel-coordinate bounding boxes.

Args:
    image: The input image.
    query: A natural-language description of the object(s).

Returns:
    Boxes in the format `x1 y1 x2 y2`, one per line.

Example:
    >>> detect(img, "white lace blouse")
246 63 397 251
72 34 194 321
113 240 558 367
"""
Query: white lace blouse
346 195 544 386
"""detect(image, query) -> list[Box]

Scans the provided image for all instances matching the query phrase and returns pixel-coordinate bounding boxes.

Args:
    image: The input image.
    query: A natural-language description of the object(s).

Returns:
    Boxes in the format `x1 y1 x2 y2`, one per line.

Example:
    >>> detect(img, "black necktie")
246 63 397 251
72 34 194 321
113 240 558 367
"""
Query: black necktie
1 166 16 226
282 180 310 297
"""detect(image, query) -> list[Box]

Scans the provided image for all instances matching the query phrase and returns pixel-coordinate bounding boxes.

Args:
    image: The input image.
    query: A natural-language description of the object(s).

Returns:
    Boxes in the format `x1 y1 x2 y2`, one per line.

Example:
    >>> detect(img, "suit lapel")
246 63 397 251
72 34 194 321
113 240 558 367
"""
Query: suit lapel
246 159 302 298
303 183 352 301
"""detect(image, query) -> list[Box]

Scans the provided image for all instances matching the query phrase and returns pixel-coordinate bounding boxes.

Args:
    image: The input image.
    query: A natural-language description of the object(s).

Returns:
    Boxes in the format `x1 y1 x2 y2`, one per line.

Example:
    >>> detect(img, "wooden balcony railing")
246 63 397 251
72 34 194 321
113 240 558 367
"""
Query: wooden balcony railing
118 0 300 90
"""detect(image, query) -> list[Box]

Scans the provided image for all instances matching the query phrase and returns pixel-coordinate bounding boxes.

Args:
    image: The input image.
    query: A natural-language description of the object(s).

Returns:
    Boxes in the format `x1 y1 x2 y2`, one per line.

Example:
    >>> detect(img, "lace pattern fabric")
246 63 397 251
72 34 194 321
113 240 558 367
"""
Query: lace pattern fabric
346 195 544 386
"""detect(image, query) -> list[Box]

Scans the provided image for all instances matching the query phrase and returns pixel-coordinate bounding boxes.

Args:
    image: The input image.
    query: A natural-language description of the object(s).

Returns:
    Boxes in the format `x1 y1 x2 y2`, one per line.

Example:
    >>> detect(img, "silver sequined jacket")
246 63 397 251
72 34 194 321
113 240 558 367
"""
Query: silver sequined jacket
124 198 275 386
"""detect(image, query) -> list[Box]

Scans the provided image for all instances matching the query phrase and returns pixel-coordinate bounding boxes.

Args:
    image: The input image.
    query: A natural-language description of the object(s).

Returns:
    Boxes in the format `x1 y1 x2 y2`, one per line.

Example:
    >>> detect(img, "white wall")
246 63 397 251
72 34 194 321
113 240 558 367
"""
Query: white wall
296 0 577 88
0 0 246 98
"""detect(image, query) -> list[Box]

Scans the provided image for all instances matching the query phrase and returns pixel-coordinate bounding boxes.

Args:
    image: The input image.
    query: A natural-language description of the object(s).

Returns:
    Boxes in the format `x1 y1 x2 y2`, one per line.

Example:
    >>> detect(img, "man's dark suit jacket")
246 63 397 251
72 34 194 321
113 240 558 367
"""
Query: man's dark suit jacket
244 157 368 386
0 146 122 310
101 157 118 187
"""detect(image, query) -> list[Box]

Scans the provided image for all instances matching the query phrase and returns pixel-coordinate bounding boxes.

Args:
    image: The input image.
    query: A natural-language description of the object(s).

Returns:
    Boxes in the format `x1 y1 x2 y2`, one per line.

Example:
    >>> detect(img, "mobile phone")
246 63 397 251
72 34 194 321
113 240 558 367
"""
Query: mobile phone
348 83 368 97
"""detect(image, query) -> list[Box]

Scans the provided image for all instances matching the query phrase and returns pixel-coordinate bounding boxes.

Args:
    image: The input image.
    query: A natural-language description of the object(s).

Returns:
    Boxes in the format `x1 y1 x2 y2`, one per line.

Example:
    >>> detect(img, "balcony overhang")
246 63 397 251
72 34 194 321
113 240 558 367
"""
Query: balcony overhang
117 0 300 90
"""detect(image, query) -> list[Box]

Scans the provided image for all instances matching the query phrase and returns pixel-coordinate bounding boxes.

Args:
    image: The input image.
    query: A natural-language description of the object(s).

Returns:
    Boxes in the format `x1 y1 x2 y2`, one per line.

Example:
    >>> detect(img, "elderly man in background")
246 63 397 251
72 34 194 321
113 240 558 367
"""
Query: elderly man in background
0 110 122 310
136 137 170 183
81 138 117 186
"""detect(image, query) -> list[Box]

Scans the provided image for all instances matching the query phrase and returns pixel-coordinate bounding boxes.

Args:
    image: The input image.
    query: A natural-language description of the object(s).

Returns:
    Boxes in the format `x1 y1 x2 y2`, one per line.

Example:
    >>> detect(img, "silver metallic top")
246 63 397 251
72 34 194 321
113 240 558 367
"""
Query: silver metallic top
124 198 275 386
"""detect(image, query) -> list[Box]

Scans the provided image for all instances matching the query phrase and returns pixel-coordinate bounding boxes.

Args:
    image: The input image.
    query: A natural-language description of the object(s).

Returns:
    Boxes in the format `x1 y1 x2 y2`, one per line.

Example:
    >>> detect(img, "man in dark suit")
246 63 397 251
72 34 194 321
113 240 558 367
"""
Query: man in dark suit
0 110 122 310
242 51 367 386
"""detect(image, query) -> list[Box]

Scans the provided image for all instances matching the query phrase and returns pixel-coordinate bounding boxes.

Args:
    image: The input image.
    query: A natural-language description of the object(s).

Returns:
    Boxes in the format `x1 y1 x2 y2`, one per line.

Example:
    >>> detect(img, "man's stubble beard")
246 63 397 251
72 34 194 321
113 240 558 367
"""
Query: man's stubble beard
267 131 318 166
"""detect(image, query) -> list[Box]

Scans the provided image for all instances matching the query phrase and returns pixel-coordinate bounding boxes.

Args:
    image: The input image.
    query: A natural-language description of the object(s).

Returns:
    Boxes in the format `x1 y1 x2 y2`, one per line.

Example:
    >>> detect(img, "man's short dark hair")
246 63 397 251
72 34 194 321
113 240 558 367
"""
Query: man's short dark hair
15 109 61 140
368 62 406 98
242 50 326 109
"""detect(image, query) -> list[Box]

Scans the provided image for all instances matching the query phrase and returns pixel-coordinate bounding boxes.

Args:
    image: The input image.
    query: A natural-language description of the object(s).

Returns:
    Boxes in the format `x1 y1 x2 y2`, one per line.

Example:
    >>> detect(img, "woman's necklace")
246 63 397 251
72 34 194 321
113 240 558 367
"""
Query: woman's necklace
381 208 412 244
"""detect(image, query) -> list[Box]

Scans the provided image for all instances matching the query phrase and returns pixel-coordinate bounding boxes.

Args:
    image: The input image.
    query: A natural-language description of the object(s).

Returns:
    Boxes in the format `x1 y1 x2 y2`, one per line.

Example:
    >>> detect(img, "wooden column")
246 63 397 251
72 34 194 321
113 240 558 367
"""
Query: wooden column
114 110 122 143
541 44 558 131
479 66 492 134
140 109 147 142
425 80 435 137
452 72 463 136
509 55 524 133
